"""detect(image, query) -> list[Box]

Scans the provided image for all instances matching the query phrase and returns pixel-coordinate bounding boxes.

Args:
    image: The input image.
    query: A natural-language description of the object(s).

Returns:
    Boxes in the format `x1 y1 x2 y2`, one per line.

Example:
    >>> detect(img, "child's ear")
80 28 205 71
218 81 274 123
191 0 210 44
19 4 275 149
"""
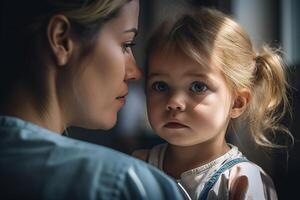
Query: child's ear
47 14 74 66
230 89 251 119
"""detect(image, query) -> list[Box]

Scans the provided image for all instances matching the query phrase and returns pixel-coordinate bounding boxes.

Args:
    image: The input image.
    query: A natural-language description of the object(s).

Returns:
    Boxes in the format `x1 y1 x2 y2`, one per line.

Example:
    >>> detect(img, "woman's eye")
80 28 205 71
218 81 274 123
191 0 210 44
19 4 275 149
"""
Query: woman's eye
189 81 208 93
122 41 136 53
151 81 169 92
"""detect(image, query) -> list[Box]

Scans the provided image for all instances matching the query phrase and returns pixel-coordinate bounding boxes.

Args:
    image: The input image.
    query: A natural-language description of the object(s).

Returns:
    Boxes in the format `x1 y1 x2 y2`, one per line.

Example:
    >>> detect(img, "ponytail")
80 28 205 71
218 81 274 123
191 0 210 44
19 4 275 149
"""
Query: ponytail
248 45 293 148
144 8 293 149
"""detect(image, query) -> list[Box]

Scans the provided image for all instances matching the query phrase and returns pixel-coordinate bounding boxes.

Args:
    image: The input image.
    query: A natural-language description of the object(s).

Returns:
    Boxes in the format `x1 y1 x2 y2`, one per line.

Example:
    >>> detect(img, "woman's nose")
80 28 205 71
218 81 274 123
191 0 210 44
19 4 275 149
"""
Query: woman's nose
166 94 186 111
125 55 142 81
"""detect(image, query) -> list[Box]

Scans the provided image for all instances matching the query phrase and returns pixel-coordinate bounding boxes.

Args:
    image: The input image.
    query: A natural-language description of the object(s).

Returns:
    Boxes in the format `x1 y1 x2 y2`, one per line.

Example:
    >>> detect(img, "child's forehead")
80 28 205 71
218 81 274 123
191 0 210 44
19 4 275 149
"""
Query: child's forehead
148 47 213 73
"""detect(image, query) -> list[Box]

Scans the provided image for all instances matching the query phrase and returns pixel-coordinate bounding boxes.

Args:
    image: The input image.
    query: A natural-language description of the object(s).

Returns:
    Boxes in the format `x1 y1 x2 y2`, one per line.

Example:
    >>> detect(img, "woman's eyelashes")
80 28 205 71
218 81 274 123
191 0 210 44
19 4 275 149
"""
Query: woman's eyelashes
122 40 136 53
150 81 208 93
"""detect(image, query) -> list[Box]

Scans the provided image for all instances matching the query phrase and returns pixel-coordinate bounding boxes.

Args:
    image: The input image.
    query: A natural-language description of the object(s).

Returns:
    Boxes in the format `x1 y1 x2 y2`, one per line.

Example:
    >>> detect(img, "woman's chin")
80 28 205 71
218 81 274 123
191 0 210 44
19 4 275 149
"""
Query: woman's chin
97 115 117 130
92 119 117 130
100 121 116 130
75 115 117 130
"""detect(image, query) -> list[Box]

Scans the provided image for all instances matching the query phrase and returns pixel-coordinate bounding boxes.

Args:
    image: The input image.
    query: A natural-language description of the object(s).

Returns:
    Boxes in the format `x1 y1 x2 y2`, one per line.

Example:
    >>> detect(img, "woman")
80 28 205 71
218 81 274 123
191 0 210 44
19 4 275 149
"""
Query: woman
0 0 185 199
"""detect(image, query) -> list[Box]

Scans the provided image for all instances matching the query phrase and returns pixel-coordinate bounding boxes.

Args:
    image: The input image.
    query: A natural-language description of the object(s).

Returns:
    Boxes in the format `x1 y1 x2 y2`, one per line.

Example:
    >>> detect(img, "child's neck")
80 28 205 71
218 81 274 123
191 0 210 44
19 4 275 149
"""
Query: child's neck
163 140 230 179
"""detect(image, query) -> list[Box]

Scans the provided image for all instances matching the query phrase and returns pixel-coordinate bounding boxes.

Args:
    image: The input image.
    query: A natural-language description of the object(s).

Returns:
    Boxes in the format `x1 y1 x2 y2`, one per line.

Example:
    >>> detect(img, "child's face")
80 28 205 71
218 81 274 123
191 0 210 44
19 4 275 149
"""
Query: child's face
146 49 234 147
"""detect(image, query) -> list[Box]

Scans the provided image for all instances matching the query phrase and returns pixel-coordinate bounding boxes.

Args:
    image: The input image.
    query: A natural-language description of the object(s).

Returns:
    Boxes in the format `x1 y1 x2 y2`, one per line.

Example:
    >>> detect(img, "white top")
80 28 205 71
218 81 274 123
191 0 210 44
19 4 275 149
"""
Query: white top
146 143 277 200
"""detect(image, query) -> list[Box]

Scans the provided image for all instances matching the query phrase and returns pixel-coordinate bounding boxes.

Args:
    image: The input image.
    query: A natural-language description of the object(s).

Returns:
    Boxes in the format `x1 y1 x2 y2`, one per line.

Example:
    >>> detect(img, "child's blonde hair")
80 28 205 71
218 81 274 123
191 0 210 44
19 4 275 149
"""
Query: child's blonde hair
146 8 293 148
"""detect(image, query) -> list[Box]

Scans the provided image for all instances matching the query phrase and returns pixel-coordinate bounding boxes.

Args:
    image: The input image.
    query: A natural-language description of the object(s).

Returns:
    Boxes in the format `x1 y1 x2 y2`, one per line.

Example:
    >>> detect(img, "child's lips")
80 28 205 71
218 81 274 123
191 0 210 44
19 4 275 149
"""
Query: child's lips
164 122 189 129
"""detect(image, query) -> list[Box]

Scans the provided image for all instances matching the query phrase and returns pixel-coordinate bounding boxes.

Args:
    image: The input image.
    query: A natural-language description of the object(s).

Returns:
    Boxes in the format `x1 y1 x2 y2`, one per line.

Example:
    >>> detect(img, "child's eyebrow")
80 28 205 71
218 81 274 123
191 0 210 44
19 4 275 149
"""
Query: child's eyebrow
147 72 210 79
185 73 217 84
147 73 166 79
184 72 209 78
147 73 214 85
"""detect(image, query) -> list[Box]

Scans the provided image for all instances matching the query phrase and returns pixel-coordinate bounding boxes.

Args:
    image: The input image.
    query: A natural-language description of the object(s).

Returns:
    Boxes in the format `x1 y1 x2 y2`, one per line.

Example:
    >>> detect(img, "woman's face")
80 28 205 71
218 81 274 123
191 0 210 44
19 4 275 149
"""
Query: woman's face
67 0 141 129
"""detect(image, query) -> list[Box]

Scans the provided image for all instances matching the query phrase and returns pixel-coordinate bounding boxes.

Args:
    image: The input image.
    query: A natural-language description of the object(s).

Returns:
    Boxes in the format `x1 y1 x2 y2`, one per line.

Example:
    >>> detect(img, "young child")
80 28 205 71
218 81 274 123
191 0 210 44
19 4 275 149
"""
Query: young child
133 8 293 200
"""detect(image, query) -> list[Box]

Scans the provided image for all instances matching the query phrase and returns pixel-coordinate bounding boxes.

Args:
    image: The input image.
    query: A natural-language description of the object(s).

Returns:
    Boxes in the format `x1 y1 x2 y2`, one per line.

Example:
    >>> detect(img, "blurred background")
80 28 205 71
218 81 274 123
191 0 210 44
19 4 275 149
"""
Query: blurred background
68 0 300 198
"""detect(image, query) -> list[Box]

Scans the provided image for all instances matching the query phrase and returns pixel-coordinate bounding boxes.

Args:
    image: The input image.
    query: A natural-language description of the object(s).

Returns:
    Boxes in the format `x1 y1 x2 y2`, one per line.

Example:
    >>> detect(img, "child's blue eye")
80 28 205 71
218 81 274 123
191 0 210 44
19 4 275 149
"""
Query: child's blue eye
190 81 208 93
152 81 169 92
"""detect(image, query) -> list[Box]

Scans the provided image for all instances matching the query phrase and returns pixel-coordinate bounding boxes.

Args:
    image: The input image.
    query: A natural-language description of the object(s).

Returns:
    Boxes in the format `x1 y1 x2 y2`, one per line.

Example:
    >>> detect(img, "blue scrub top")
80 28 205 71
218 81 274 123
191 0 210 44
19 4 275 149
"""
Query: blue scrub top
0 116 185 200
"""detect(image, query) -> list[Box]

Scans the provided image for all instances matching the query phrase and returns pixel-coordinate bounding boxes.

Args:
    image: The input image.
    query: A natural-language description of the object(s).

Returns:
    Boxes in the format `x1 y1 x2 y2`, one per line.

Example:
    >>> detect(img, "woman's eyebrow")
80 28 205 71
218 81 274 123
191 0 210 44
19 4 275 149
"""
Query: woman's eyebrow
123 28 138 37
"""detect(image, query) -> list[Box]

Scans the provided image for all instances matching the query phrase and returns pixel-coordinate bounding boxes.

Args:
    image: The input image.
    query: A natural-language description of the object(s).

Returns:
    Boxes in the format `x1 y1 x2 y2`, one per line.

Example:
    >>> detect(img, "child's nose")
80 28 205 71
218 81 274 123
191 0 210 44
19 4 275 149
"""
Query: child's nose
166 94 186 111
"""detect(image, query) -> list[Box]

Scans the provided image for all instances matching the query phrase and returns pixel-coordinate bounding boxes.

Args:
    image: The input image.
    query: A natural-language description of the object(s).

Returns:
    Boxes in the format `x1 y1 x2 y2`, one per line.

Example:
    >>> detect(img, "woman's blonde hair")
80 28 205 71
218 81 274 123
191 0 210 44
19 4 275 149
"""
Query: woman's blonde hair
21 0 131 47
1 0 131 108
146 8 293 148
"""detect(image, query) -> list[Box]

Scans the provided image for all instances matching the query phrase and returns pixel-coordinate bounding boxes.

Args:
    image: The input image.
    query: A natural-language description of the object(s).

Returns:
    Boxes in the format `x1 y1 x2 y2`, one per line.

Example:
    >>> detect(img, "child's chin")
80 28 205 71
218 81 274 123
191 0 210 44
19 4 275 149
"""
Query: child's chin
167 139 191 147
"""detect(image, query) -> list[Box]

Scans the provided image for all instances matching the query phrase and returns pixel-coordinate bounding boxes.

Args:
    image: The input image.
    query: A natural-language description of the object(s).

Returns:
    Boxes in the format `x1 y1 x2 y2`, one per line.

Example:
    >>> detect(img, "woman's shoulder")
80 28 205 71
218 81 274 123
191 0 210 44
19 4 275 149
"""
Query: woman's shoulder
1 120 183 199
73 142 184 199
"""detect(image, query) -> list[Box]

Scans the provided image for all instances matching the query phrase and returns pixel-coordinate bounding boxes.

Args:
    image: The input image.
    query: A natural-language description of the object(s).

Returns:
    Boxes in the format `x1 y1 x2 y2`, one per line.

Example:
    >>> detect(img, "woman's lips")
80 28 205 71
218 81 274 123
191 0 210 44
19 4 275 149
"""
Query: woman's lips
117 96 126 104
164 122 188 129
116 93 127 104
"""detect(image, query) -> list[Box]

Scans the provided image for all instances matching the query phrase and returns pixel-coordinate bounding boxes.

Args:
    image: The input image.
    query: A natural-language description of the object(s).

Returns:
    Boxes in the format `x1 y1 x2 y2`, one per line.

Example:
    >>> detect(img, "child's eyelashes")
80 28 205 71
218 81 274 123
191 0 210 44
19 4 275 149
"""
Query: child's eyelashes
151 81 169 92
122 41 136 53
189 81 208 93
150 81 208 93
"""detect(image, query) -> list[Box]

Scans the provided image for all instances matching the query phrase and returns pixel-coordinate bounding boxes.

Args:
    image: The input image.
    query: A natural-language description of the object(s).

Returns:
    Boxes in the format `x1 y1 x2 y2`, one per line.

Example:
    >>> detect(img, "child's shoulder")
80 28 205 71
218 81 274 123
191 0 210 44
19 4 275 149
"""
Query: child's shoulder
229 161 270 180
227 161 277 199
132 149 150 161
132 143 167 162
